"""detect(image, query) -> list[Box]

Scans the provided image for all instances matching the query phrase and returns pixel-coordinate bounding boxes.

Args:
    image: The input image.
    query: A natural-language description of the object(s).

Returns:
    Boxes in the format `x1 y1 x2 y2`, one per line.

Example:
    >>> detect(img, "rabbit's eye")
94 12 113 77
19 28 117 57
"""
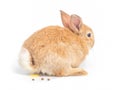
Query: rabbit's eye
87 33 91 37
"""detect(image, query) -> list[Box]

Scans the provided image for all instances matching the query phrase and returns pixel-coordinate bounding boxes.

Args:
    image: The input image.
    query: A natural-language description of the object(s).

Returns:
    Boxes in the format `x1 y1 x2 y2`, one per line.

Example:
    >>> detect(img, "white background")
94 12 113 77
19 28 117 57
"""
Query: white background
0 0 120 90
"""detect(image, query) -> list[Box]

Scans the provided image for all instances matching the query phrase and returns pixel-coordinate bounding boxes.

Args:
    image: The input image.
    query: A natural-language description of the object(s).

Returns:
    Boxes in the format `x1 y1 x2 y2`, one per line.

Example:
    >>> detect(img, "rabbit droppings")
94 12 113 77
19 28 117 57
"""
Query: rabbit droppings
19 10 94 76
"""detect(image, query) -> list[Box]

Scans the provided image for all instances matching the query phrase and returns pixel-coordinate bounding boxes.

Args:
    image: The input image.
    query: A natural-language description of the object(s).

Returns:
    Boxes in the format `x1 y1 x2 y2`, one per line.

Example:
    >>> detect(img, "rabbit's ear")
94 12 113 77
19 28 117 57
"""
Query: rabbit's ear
69 14 82 34
60 10 70 28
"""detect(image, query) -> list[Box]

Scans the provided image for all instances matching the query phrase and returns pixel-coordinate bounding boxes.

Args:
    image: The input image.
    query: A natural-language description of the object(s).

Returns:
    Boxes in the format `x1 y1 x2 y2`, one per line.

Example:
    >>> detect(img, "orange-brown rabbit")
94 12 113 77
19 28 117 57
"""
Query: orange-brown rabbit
19 10 94 76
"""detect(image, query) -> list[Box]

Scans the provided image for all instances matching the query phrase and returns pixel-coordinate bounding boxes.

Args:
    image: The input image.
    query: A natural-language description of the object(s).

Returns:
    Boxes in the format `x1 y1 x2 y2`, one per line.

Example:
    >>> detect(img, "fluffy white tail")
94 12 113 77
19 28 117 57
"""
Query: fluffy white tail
18 47 34 73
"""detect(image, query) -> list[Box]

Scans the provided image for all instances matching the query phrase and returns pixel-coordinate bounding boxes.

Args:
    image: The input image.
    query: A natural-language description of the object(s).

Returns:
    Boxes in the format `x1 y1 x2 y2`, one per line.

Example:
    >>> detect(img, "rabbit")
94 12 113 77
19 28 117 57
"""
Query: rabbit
18 10 94 76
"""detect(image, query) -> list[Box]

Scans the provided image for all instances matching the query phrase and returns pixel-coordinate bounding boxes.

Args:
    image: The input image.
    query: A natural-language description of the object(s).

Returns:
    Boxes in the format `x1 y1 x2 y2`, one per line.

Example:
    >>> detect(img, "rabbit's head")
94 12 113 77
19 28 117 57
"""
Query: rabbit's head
60 10 94 49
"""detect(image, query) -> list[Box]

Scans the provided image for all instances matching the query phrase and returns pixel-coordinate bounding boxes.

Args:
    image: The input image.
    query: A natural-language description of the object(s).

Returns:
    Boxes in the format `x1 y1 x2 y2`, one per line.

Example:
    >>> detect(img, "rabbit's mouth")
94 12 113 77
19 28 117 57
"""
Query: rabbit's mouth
87 41 94 49
91 40 94 48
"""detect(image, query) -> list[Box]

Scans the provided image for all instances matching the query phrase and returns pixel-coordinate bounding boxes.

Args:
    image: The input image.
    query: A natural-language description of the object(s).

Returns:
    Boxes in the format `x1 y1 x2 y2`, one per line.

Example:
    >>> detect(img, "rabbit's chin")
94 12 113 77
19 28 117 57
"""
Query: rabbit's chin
18 47 35 73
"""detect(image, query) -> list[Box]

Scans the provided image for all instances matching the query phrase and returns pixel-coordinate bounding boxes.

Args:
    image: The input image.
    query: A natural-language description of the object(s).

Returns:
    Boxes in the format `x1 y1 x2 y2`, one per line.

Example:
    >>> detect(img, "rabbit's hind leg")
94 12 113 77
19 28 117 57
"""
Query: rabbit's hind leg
66 68 88 76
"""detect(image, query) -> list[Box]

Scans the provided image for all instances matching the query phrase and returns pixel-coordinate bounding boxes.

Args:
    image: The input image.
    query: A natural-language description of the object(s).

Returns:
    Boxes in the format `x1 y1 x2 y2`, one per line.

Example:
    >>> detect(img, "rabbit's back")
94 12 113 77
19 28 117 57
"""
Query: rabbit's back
23 26 83 51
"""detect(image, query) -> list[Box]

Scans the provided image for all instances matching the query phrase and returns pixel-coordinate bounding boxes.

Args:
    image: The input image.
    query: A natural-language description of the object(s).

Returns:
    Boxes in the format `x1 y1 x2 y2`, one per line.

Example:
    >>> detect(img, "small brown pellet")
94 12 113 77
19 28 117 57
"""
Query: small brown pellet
47 78 50 81
32 79 35 81
41 78 44 80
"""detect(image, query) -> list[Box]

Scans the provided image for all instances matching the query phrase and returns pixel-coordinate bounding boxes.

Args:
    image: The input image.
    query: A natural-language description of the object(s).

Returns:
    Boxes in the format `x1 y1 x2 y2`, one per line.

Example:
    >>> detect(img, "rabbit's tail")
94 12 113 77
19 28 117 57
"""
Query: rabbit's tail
18 47 34 73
